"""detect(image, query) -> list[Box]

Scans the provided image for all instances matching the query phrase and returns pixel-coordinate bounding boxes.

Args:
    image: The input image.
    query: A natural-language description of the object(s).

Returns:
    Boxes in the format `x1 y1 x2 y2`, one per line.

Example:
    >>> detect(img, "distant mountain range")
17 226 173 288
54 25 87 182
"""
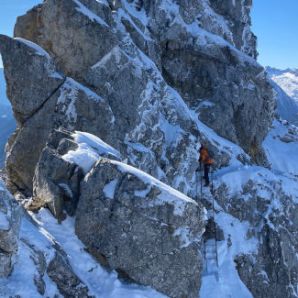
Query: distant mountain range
0 67 10 106
266 67 298 125
0 68 16 167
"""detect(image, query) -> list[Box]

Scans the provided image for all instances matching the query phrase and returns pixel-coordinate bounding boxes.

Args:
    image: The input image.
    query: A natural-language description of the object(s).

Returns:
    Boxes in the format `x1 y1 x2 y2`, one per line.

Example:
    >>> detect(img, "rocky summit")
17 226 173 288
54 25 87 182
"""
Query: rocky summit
0 1 297 298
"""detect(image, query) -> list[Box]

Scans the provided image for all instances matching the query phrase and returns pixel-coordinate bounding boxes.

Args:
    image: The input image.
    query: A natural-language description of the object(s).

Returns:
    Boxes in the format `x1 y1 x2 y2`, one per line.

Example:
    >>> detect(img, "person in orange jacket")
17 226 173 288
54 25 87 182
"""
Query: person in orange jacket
199 144 214 186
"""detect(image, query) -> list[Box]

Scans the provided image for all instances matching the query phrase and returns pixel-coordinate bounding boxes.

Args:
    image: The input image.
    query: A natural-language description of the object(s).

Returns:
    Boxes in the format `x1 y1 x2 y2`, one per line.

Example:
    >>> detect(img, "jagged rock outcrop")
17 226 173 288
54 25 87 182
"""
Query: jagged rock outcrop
32 130 206 298
0 35 64 124
11 0 274 167
14 0 117 80
2 1 296 297
0 181 94 296
0 181 21 277
0 35 116 194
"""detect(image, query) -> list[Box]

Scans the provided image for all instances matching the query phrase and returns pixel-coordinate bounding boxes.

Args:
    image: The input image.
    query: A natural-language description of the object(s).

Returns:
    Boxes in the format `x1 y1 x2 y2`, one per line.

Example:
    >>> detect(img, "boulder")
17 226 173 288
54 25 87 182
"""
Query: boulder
32 129 120 220
76 158 206 298
32 130 84 221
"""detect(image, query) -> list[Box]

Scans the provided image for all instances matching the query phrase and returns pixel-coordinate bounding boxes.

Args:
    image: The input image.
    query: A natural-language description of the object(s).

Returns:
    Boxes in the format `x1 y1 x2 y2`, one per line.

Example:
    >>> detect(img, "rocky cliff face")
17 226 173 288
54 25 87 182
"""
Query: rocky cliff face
0 0 297 298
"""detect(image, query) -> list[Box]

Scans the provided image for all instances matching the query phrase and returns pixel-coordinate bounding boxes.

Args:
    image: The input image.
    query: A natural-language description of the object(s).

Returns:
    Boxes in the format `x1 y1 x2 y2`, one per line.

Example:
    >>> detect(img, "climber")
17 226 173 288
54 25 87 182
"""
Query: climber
199 144 214 187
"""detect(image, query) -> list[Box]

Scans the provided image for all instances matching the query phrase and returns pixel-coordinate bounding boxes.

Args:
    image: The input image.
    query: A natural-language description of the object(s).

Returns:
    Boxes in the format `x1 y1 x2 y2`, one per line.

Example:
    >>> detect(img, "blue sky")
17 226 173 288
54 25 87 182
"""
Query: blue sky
0 0 297 69
251 0 298 69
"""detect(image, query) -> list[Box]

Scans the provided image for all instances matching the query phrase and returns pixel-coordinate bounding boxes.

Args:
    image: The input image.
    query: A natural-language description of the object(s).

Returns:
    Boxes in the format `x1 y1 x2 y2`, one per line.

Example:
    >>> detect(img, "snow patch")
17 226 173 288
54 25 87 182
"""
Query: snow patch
103 179 118 199
63 131 121 173
113 160 198 216
73 0 109 27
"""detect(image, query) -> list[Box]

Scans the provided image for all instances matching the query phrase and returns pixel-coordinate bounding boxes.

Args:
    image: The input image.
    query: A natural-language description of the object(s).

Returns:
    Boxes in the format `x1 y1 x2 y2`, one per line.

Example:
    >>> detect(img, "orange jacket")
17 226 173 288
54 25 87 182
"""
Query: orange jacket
199 147 213 165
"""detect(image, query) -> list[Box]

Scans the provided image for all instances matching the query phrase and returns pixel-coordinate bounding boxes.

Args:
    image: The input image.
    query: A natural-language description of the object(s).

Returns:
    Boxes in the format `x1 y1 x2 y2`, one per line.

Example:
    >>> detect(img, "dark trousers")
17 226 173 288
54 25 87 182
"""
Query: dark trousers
204 164 210 186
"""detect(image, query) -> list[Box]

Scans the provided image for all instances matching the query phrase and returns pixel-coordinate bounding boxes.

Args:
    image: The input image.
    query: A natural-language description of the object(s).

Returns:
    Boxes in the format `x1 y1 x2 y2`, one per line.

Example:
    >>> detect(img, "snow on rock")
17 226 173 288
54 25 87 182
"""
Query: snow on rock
200 213 256 298
1 0 296 297
73 0 109 27
203 157 298 298
1 203 166 298
32 209 166 298
113 159 200 216
63 131 121 174
103 179 118 199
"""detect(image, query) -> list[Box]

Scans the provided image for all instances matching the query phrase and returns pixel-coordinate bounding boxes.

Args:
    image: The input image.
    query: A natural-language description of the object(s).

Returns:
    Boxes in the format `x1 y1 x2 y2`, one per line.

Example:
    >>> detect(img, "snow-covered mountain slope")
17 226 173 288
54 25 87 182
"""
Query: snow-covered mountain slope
268 67 298 101
267 67 298 125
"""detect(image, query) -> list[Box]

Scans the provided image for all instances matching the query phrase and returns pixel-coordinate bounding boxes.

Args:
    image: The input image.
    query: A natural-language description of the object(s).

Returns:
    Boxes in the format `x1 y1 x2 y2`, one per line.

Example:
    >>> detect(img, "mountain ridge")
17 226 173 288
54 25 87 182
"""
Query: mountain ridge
0 1 297 297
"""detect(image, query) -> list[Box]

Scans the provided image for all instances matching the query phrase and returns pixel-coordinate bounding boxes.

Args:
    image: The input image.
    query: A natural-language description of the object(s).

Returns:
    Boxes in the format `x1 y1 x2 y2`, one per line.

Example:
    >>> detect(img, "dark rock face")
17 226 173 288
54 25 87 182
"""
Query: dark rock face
76 158 206 298
14 0 117 80
47 251 92 298
32 130 83 221
0 182 21 277
160 38 273 159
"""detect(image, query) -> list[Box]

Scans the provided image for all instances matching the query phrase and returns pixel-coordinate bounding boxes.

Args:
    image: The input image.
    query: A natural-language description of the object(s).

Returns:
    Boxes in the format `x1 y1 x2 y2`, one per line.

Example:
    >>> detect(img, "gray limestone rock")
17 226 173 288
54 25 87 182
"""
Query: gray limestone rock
14 0 118 81
47 251 92 298
0 36 116 194
76 158 206 298
160 28 274 161
0 35 64 124
0 182 21 277
213 174 298 298
0 1 288 296
14 0 273 163
32 130 84 221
